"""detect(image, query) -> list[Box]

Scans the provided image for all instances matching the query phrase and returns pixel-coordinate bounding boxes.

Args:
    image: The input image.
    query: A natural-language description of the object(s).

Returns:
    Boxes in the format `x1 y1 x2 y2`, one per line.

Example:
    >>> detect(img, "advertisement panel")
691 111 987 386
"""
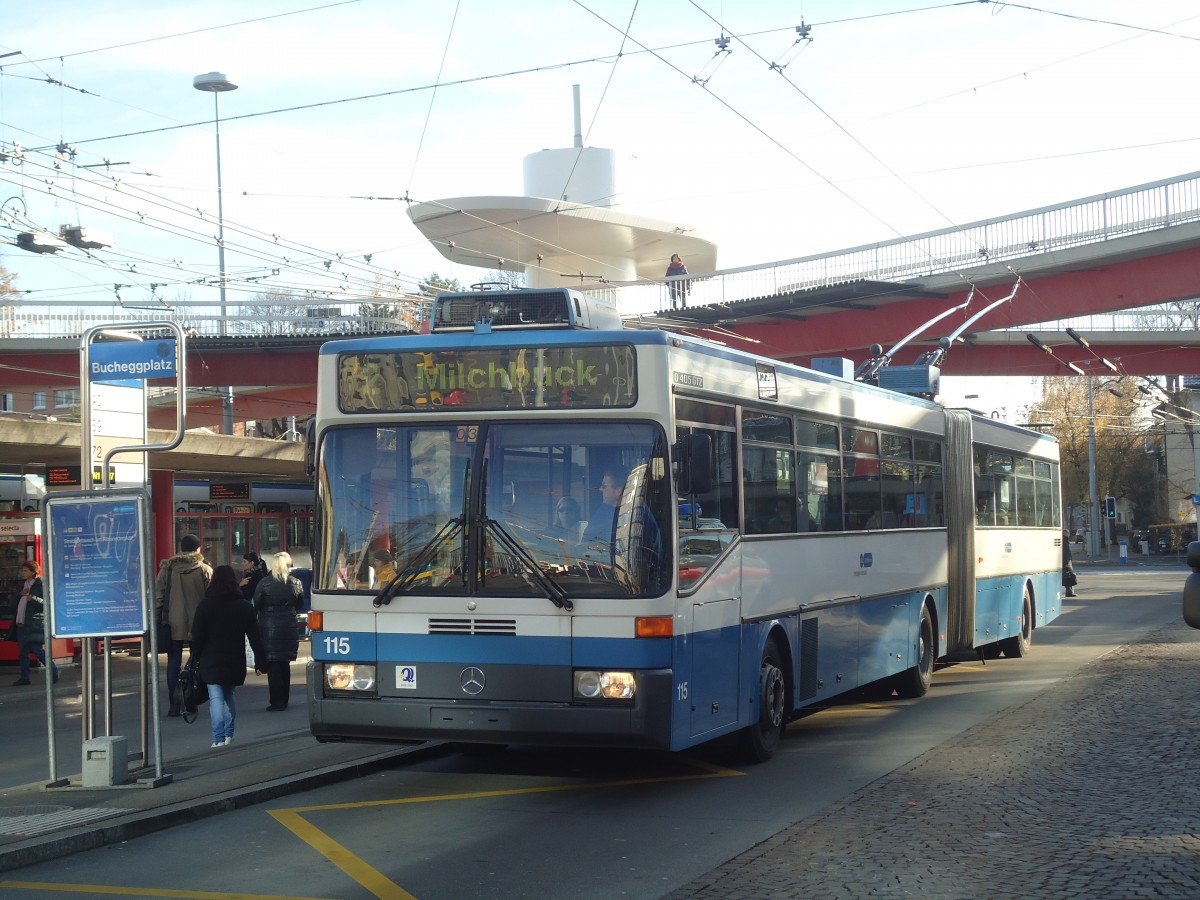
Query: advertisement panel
43 490 150 639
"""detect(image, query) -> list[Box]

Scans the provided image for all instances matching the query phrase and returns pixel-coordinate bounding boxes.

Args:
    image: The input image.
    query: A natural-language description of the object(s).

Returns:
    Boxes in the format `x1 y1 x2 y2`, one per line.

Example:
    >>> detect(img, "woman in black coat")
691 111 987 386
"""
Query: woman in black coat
239 552 267 601
191 565 265 749
252 551 304 711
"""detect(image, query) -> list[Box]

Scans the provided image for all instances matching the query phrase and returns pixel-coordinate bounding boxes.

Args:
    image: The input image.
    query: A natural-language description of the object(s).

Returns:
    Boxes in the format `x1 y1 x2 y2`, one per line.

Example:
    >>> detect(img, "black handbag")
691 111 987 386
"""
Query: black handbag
173 657 208 723
1063 566 1078 588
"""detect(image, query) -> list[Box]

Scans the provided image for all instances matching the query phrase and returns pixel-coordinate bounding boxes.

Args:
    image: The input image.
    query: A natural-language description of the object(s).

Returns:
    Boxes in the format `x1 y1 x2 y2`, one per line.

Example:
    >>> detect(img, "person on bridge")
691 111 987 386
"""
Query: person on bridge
155 534 212 717
665 253 690 308
252 552 304 711
191 565 265 748
11 560 58 687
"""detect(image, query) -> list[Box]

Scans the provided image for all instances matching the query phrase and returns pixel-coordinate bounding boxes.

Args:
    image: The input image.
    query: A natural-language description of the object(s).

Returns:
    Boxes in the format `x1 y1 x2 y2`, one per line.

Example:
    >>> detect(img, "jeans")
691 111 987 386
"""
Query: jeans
15 624 58 682
207 683 237 744
166 640 185 705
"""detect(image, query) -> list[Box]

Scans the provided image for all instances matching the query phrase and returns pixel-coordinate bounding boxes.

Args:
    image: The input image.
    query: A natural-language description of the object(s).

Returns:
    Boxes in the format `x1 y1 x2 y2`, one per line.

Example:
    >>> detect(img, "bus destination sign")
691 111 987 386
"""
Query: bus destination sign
339 345 637 413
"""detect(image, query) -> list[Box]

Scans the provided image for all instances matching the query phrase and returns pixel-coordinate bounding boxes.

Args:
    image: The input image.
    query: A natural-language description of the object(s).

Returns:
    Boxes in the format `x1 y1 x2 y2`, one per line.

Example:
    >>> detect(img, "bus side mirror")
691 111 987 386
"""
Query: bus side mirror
1183 541 1200 628
304 420 316 478
677 433 712 496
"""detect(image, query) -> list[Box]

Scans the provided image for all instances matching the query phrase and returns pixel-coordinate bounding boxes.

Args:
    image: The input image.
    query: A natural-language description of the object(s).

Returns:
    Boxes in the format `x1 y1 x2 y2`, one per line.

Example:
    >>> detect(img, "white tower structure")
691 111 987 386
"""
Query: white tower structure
407 86 717 301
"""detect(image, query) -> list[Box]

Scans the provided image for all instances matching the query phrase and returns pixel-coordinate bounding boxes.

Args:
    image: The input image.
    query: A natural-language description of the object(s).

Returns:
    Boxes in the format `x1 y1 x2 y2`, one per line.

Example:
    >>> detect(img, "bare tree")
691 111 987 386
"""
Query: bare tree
357 274 424 333
0 265 18 339
1028 376 1162 532
419 272 463 297
1133 299 1200 331
238 288 318 336
479 268 526 290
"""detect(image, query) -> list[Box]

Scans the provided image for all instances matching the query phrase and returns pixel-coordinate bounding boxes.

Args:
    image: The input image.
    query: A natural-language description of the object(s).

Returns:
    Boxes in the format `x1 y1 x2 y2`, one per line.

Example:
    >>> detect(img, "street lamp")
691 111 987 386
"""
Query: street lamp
193 71 237 434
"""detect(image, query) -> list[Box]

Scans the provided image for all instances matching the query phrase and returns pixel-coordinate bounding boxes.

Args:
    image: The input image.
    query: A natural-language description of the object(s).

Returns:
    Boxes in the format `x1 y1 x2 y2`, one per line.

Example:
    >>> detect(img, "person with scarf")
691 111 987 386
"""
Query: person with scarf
665 253 690 308
11 560 58 686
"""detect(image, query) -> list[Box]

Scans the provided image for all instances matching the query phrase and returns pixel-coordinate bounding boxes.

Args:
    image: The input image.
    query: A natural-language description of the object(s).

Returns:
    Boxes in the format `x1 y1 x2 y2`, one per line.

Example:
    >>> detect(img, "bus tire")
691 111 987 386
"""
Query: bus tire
894 603 934 699
1001 587 1033 658
739 637 787 763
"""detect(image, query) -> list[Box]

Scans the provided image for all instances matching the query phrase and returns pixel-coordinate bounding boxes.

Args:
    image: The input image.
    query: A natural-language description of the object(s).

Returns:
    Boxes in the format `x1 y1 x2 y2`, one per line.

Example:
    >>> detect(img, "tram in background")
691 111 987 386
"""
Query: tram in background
171 480 313 568
302 287 1064 762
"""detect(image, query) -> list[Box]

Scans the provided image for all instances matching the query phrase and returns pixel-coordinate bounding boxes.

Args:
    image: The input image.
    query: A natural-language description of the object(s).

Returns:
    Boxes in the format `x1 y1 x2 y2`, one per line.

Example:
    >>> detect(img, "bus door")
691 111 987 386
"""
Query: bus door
677 421 741 738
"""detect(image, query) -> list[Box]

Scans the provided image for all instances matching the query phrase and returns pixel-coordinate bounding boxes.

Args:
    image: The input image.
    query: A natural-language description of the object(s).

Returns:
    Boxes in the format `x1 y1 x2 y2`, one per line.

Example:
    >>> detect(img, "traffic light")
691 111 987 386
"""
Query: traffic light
1104 496 1117 519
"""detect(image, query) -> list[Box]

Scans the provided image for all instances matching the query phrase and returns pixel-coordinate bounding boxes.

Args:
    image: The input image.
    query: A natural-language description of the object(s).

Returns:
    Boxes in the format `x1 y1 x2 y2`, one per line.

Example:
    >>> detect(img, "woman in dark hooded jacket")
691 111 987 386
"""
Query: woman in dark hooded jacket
191 565 265 749
252 551 304 711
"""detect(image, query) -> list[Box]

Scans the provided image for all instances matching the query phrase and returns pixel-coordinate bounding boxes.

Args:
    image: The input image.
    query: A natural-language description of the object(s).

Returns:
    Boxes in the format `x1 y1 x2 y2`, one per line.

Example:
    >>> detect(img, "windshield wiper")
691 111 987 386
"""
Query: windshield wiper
374 515 463 607
485 516 573 610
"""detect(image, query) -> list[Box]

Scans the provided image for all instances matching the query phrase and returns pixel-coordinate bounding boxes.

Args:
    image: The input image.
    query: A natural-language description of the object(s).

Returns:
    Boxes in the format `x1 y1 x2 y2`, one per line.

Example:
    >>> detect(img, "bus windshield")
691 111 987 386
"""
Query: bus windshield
315 420 673 599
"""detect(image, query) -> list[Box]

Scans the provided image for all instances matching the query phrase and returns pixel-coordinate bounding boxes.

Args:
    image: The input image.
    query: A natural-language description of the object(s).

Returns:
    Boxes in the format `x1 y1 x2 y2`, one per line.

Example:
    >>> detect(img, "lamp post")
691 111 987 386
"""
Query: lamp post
193 71 237 434
1087 377 1100 559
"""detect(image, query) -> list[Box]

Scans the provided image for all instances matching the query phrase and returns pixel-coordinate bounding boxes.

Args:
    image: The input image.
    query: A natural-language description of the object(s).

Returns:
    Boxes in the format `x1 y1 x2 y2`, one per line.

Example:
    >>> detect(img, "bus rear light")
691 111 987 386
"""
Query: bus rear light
307 611 323 631
635 616 672 638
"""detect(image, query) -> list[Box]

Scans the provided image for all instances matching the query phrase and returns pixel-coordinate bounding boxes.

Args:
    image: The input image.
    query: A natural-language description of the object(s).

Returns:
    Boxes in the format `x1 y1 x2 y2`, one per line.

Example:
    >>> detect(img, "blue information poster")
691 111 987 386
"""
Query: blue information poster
44 490 150 639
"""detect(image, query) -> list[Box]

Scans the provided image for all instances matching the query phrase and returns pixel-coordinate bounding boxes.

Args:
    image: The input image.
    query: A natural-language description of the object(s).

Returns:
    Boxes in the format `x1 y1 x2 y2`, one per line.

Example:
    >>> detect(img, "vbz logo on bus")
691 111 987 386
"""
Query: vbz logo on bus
859 552 873 570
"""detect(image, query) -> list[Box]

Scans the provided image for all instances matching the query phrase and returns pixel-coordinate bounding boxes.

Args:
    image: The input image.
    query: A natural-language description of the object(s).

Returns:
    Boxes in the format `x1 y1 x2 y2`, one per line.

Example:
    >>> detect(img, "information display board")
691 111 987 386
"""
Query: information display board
43 490 151 639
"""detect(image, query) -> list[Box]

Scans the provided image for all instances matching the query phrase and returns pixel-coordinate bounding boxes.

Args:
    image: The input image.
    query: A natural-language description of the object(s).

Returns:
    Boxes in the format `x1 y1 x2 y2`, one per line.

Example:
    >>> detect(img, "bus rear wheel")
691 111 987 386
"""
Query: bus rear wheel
1001 587 1033 658
739 637 787 763
893 604 934 699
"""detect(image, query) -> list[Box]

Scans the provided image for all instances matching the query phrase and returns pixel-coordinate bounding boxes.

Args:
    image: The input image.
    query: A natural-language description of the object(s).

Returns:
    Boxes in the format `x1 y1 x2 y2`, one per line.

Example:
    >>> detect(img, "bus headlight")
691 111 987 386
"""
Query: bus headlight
573 670 636 700
325 663 376 692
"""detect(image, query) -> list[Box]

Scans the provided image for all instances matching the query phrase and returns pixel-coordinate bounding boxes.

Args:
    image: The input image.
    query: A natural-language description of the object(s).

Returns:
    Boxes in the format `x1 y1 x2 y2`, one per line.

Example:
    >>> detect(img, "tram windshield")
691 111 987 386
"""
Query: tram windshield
315 421 673 599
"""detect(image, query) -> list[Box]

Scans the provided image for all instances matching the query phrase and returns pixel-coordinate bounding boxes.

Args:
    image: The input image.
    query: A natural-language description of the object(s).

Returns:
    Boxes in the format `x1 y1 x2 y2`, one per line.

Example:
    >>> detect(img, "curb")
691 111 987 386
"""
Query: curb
0 741 447 874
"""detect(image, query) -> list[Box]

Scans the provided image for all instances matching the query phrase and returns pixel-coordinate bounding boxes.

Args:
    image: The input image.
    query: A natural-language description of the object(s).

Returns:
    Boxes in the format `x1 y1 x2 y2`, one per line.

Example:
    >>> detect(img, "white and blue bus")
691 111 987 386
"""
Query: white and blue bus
305 288 1062 760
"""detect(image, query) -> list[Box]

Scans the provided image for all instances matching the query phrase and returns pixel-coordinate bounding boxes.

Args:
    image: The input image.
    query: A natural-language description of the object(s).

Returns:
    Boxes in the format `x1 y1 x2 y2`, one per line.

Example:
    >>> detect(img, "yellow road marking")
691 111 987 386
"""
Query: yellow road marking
2 758 743 900
271 759 743 899
0 882 328 899
270 810 417 900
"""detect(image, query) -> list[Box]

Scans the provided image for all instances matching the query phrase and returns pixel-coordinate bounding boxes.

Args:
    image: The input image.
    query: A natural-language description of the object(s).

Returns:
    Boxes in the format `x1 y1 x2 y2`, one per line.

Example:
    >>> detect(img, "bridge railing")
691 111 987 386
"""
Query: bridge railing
0 306 421 341
629 169 1200 315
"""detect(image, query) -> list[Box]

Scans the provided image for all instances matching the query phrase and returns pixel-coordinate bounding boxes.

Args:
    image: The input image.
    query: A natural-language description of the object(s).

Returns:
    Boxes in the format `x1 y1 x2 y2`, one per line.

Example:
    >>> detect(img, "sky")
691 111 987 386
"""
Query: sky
2 0 1199 414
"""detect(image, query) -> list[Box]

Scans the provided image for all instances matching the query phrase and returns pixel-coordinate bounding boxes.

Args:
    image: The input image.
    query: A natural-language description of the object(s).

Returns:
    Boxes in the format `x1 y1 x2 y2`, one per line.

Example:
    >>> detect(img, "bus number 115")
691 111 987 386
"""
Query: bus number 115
323 636 351 656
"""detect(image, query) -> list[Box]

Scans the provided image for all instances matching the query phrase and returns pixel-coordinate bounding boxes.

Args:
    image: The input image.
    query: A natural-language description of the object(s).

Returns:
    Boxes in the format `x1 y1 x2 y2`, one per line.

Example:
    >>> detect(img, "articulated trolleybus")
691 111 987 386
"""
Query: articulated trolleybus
306 287 1062 761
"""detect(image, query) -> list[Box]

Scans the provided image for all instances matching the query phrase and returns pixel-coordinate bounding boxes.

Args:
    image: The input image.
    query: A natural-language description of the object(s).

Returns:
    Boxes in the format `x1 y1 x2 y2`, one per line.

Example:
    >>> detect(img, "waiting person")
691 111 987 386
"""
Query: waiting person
1062 532 1078 598
155 534 212 717
191 565 264 749
665 253 690 308
11 560 58 686
252 551 304 711
239 552 267 601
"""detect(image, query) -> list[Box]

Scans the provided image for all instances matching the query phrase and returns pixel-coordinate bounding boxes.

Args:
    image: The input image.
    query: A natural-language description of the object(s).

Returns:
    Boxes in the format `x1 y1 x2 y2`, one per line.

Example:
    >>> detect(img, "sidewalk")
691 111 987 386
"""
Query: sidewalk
0 656 443 874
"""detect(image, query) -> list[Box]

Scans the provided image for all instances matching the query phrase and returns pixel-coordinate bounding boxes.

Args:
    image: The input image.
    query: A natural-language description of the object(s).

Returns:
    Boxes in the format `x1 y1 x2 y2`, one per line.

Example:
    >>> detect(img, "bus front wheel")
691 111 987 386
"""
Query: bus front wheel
894 604 934 698
739 637 787 763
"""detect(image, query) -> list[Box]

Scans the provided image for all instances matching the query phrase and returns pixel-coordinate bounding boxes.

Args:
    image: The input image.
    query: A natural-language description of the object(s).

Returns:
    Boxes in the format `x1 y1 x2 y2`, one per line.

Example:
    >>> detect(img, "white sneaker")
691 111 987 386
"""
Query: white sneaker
222 737 233 746
210 741 225 749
